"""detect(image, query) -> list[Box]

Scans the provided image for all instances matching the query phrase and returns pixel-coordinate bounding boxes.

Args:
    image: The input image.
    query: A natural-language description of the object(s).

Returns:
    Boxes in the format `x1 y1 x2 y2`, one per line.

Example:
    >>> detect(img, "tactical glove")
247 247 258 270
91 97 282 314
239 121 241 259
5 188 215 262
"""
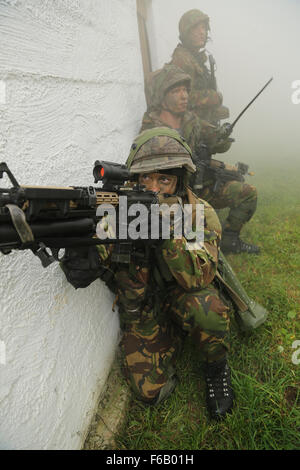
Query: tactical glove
60 245 112 289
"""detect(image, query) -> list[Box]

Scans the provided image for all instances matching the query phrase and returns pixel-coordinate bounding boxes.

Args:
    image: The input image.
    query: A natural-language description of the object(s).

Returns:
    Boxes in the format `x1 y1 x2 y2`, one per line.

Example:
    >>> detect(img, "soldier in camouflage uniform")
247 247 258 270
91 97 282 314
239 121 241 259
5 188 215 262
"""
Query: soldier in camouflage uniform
141 64 231 158
146 24 260 254
61 128 235 418
110 128 234 418
170 9 229 124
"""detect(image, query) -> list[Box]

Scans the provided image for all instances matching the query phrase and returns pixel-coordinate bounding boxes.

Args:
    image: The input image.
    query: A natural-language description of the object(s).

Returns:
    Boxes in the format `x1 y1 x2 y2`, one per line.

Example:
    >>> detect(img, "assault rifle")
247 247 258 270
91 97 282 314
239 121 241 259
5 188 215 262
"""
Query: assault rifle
0 160 268 330
192 77 273 191
0 161 161 267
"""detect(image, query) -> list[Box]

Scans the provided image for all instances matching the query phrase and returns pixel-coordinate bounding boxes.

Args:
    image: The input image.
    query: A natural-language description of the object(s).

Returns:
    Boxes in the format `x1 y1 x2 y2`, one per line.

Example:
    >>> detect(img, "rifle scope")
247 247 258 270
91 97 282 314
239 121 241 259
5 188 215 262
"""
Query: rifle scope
93 160 131 185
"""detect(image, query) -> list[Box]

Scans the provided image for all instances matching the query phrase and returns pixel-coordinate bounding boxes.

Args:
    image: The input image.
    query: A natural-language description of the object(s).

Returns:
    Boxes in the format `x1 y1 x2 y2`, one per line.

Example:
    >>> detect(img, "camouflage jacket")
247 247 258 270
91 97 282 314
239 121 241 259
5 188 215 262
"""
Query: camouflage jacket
170 44 229 123
97 189 222 296
140 110 204 155
153 190 221 291
140 110 231 158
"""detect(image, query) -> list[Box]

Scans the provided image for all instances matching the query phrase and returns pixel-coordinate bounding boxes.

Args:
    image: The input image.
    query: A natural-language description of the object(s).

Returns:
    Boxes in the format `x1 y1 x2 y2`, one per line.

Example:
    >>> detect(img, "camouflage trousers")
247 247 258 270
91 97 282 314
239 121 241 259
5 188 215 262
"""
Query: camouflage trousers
199 180 258 233
115 267 231 403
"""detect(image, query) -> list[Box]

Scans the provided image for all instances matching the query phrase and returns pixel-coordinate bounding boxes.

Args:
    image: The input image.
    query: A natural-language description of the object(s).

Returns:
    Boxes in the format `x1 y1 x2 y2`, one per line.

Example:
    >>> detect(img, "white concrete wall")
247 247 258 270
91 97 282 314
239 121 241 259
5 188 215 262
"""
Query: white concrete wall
0 0 146 450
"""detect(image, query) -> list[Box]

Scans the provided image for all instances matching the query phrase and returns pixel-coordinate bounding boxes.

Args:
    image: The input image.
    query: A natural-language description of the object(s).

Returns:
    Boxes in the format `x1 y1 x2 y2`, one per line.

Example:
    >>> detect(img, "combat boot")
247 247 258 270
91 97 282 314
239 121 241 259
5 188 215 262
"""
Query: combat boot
204 358 234 419
221 229 260 254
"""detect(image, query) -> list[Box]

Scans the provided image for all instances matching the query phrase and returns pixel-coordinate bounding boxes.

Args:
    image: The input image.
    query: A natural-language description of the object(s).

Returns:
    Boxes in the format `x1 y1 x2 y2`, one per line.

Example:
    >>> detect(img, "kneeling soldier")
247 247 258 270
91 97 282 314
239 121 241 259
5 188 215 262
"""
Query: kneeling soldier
62 128 235 419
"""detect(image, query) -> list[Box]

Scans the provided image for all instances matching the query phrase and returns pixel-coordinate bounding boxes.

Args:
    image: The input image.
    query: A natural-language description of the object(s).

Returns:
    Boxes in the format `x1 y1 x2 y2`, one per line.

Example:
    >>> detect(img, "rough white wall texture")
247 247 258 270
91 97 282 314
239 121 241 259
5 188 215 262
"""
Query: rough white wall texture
0 0 146 450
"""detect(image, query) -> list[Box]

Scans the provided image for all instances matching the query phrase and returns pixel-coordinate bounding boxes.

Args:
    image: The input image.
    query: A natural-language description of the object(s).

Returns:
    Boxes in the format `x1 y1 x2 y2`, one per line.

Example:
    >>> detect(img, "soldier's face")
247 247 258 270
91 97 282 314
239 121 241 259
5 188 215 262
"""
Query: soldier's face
188 21 208 49
162 85 189 114
138 172 178 194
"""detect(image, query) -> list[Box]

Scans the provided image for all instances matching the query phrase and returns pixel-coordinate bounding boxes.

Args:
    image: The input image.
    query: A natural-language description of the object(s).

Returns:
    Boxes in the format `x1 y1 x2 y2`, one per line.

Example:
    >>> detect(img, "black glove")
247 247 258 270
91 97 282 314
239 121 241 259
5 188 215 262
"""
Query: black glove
60 245 109 289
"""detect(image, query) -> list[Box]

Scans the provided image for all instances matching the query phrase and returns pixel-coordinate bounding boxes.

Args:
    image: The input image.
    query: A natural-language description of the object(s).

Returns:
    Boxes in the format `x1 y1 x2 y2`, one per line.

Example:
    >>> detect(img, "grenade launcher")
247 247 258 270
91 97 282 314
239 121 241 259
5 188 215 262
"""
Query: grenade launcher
0 161 159 266
0 161 268 331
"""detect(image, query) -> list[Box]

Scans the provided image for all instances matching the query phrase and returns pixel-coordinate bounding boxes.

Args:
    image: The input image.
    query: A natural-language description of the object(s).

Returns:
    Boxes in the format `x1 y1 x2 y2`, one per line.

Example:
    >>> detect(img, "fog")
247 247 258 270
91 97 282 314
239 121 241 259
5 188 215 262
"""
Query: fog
148 0 300 167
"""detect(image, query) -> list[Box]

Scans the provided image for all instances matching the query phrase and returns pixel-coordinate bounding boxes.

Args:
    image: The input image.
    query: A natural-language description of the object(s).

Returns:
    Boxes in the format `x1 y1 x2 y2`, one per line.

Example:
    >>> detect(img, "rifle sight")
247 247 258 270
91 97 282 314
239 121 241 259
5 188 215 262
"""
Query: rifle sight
93 160 132 185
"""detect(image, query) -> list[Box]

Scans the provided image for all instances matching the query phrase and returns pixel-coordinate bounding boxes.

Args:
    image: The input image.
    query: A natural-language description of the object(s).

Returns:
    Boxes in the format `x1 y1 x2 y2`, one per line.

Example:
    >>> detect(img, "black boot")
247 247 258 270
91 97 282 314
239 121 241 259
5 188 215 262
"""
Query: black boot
204 358 234 419
221 230 260 254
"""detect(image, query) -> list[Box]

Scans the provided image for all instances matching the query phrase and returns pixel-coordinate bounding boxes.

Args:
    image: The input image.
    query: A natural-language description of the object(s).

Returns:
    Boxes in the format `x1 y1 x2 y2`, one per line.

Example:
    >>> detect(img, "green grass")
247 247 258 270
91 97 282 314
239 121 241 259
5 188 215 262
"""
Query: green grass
114 162 300 450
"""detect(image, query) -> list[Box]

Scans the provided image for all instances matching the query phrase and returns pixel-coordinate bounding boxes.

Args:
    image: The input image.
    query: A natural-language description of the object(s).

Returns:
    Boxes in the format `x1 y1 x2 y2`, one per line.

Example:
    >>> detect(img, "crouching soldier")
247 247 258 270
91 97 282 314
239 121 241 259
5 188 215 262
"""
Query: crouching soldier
141 64 259 255
61 128 235 419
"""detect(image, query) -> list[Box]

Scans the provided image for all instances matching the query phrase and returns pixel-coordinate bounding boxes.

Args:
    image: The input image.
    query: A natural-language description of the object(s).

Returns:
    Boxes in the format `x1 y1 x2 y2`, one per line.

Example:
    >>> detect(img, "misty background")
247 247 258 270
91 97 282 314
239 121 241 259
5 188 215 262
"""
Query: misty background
147 0 300 167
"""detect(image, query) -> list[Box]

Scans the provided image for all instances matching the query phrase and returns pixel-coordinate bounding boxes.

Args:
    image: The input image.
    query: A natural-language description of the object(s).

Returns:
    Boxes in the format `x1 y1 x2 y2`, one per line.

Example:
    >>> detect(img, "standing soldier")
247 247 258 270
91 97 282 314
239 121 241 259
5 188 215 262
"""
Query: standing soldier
170 9 229 125
141 64 260 254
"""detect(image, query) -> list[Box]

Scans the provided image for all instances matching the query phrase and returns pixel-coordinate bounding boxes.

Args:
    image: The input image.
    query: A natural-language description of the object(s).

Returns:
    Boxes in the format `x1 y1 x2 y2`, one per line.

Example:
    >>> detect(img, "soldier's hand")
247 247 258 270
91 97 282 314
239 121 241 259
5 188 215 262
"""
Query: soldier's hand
60 245 105 289
213 138 234 154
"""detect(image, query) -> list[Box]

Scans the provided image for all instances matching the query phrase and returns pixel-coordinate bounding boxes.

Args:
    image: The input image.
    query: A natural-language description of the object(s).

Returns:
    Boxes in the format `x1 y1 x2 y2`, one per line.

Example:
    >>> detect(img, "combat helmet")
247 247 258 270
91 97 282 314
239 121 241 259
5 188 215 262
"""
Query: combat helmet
145 64 191 111
179 9 210 44
126 127 196 183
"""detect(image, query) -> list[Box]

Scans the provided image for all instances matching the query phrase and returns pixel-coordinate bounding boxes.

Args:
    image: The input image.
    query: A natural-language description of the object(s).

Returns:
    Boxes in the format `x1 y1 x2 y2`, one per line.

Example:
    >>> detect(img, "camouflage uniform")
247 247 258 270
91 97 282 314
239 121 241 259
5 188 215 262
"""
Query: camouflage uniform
95 128 234 411
60 128 235 417
141 108 213 156
114 198 231 403
199 179 257 234
169 9 229 124
141 104 257 235
141 65 231 158
146 42 259 251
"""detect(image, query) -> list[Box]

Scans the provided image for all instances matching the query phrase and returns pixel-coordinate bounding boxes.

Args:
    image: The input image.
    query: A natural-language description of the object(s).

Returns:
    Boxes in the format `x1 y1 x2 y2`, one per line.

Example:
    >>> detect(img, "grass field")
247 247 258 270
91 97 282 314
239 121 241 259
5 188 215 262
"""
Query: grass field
114 161 300 450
